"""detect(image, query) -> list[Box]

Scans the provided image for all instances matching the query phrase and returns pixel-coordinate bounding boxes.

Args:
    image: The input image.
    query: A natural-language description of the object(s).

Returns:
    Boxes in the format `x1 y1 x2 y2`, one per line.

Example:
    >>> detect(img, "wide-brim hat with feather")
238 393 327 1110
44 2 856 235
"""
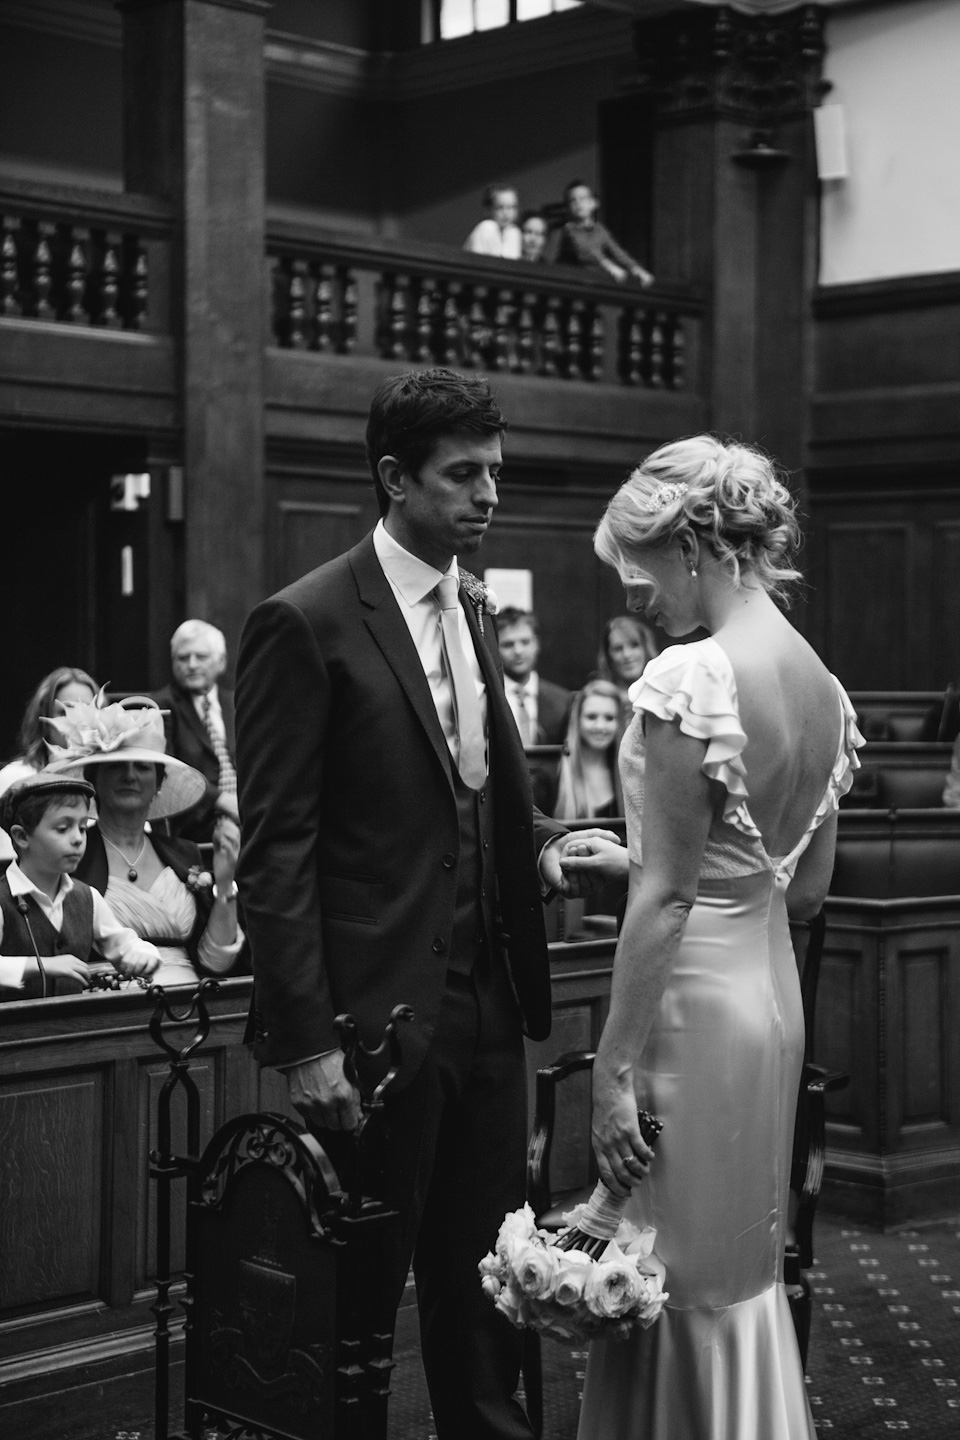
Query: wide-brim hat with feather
44 692 207 821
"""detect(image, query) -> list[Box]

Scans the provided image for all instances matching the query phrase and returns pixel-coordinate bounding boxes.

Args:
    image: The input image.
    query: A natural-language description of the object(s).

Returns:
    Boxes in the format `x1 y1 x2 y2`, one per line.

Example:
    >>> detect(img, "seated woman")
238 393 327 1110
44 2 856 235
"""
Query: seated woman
597 615 659 716
49 697 243 988
0 666 98 862
547 680 625 820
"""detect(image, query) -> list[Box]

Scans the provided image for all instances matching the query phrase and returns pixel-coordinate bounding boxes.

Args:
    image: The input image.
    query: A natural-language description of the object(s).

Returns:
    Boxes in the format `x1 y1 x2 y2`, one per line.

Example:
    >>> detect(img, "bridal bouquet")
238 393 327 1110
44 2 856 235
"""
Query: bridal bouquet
478 1197 667 1344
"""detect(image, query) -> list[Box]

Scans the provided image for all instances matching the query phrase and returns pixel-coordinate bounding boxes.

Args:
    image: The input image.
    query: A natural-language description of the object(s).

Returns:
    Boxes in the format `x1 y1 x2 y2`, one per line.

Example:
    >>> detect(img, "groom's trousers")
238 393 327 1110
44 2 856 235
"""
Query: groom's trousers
321 943 533 1440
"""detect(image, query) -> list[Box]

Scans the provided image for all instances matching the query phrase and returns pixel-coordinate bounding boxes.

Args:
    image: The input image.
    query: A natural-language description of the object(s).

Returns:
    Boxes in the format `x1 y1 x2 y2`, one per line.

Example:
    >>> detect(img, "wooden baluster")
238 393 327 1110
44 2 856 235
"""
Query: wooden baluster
315 262 335 353
287 258 309 349
584 302 604 382
668 315 685 389
538 294 561 377
415 276 437 362
564 297 587 379
91 230 123 329
128 239 149 331
516 291 536 374
439 279 463 365
380 273 411 359
464 284 489 368
619 305 643 386
489 287 516 372
33 221 56 321
2 217 22 318
64 225 90 324
338 265 357 353
647 311 666 389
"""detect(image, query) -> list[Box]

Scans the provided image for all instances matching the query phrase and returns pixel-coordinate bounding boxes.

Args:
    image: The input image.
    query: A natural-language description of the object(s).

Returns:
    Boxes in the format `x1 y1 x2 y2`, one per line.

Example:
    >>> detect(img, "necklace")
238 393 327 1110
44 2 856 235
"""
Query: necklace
102 831 149 882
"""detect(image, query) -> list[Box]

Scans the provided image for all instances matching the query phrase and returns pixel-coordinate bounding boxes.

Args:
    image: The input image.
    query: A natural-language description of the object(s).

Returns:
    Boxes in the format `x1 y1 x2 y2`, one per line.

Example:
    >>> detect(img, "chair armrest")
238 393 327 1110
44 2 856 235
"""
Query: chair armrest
527 1051 596 1222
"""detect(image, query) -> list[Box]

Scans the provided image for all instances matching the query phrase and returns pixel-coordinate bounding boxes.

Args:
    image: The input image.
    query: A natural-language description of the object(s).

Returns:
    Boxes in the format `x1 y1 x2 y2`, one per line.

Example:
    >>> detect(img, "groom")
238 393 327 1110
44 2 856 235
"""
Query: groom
235 368 579 1439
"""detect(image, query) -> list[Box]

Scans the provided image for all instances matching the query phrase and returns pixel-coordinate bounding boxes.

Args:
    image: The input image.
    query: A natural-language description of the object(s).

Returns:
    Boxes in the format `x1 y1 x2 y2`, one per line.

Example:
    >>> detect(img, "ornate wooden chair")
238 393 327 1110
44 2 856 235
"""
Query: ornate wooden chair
522 910 846 1438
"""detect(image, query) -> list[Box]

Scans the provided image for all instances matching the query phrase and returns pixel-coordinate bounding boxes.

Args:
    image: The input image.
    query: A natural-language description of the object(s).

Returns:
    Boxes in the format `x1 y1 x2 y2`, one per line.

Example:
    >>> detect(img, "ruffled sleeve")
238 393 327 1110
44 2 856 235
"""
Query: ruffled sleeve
828 676 865 808
627 639 759 837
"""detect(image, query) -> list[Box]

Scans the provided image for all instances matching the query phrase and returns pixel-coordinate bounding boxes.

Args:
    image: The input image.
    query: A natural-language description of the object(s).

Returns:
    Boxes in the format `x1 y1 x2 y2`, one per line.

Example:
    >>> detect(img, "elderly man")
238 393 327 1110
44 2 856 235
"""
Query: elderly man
153 619 238 842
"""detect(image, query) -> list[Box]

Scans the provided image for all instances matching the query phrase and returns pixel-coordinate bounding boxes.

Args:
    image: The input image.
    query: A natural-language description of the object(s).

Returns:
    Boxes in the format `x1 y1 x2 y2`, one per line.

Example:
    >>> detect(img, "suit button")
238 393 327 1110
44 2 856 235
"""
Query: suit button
479 789 486 803
432 937 446 954
442 853 456 869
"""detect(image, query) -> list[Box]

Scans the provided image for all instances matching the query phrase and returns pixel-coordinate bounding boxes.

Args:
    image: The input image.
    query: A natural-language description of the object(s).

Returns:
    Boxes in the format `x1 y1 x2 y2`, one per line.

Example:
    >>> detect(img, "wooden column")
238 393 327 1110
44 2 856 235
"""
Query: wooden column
120 0 268 660
630 5 826 479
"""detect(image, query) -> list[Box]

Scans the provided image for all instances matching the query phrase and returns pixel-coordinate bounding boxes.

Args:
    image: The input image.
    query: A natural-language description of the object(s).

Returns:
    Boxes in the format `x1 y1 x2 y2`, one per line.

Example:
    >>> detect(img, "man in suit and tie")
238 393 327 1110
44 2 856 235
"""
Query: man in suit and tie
154 619 239 842
235 369 597 1440
497 606 572 746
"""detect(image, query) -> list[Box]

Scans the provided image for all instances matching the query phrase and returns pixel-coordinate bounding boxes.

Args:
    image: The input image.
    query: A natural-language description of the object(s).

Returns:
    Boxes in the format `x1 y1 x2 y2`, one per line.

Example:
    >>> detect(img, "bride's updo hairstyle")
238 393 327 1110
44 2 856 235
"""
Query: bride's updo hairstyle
594 435 801 601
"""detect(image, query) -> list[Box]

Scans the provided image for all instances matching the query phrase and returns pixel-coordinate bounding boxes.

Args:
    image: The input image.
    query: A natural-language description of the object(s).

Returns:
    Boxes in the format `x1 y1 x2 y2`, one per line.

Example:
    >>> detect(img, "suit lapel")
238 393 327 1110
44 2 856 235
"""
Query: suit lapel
349 537 454 789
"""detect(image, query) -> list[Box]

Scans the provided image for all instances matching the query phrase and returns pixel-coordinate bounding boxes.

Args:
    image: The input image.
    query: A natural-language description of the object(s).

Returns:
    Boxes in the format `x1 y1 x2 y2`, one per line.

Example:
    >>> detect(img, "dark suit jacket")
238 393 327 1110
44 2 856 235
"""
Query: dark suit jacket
235 533 564 1081
535 677 572 745
152 682 236 840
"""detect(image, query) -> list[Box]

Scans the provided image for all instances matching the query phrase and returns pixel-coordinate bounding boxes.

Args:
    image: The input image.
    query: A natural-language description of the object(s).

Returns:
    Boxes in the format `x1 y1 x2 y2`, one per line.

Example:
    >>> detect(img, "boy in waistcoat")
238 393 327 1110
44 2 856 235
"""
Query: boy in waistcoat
0 774 160 998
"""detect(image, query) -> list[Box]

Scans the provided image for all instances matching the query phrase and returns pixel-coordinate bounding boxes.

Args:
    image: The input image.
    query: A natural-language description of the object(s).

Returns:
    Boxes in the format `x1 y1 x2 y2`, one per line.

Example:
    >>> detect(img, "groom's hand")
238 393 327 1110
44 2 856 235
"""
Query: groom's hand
286 1052 362 1132
557 830 629 896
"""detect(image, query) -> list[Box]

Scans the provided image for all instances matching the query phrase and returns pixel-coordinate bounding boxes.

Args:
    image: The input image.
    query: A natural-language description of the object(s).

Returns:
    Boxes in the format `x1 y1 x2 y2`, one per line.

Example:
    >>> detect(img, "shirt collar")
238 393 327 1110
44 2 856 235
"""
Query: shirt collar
373 519 459 607
508 672 538 697
6 857 73 905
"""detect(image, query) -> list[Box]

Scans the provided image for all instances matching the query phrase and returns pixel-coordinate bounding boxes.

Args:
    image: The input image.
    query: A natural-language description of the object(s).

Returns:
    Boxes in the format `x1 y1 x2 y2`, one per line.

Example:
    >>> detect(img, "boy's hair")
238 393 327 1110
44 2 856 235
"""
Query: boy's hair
6 788 91 847
366 368 507 518
483 182 515 210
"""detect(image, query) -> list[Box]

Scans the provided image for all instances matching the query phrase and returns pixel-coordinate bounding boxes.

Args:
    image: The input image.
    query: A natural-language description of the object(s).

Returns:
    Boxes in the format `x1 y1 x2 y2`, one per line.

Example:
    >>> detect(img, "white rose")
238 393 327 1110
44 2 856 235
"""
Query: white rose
494 1280 525 1328
552 1249 594 1308
496 1204 537 1265
584 1244 645 1320
480 1274 502 1300
513 1241 557 1301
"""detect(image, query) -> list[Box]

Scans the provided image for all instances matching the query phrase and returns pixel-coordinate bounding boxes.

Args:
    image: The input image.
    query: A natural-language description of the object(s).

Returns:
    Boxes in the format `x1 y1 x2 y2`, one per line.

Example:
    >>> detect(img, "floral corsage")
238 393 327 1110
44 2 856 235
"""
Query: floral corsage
459 570 499 635
479 1201 667 1344
186 865 214 894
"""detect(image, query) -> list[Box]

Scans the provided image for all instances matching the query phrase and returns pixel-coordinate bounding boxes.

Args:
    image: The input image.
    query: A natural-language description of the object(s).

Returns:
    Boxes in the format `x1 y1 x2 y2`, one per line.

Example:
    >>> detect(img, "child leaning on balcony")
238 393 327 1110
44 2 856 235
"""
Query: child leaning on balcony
0 774 160 999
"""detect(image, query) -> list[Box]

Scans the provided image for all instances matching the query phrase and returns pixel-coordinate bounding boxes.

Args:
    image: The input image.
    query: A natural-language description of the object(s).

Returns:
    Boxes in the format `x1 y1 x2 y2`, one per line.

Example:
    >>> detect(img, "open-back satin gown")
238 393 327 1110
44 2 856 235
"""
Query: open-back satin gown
577 637 863 1440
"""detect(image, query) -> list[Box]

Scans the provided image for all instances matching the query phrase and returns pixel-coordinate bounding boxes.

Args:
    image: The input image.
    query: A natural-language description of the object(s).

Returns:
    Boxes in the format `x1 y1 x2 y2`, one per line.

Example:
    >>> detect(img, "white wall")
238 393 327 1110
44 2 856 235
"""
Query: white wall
820 0 960 285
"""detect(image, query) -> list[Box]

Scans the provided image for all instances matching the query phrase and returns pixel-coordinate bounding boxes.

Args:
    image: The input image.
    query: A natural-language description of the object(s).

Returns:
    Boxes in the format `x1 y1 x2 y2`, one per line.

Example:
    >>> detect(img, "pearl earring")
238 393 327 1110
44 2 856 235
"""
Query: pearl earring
689 567 697 579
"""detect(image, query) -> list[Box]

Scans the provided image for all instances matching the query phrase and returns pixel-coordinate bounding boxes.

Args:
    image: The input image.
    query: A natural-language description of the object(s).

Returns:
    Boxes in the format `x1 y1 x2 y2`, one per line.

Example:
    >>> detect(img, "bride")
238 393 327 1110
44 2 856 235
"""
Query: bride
561 436 862 1439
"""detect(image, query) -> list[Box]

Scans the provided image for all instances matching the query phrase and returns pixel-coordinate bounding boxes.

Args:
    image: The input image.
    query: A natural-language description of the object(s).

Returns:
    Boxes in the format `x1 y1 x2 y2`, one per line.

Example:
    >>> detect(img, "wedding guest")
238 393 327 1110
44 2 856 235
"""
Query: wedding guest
0 773 159 999
597 614 659 713
154 620 237 842
520 210 549 263
50 697 244 988
547 180 654 286
497 606 571 745
463 182 522 259
0 666 98 862
551 680 625 820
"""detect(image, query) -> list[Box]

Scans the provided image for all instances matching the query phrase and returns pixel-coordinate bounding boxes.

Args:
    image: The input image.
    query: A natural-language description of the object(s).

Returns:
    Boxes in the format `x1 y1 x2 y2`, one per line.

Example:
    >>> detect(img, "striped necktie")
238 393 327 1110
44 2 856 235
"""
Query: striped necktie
201 694 237 796
435 576 487 790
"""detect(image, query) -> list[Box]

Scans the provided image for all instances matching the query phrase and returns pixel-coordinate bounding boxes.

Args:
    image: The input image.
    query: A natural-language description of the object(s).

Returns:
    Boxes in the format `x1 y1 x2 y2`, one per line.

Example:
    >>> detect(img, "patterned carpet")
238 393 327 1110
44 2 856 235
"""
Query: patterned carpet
388 1212 960 1438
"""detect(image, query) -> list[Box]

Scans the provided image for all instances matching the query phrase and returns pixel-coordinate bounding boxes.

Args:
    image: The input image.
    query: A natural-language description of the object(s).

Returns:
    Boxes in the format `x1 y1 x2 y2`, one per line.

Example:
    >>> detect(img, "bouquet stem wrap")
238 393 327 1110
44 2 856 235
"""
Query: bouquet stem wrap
567 1182 627 1241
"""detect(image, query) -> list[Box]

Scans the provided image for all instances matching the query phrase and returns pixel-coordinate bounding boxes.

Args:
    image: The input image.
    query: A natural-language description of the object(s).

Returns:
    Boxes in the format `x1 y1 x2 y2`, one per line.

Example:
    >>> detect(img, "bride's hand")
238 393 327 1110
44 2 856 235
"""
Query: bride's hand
559 832 629 895
591 1061 654 1198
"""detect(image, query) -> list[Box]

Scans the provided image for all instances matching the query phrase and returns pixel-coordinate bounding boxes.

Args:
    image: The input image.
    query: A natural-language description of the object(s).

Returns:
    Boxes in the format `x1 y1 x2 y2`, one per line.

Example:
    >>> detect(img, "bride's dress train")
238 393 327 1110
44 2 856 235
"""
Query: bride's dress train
577 638 862 1440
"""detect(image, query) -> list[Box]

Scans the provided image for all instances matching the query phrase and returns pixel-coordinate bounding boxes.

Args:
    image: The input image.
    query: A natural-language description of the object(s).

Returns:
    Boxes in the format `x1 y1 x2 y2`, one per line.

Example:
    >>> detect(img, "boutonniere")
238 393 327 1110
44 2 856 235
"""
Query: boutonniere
459 571 499 636
186 865 214 894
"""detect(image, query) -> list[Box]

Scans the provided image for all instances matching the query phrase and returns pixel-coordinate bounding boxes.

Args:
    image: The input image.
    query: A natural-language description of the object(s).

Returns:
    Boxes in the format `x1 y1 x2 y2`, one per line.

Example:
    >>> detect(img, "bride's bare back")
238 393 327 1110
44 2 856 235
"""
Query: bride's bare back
714 602 840 860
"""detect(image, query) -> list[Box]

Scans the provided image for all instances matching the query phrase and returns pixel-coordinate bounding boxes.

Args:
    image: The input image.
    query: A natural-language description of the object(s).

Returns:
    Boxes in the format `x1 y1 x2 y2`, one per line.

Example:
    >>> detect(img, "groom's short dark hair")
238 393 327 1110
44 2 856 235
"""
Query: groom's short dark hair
366 368 507 517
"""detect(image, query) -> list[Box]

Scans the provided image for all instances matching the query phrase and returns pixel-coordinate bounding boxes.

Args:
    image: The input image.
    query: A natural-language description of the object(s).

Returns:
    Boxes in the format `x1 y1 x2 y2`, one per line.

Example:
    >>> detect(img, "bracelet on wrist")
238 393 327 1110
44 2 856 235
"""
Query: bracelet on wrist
213 880 238 904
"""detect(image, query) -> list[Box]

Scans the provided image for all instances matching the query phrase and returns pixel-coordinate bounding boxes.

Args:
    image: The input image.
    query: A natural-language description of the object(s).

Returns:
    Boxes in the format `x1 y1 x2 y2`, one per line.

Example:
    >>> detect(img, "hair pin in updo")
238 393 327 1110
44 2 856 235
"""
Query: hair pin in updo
639 481 687 513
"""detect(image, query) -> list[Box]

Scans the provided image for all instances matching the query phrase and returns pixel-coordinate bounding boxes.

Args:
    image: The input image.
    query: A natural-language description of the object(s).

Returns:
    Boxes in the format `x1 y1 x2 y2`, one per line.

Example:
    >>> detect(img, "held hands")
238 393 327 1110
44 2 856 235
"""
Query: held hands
287 1050 363 1133
558 830 630 896
591 1058 655 1200
212 815 241 889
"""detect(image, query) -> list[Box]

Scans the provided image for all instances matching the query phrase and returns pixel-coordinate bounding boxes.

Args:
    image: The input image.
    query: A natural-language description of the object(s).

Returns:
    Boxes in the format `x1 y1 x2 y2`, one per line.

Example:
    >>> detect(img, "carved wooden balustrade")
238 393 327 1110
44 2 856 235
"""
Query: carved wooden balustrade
0 178 172 333
266 219 702 390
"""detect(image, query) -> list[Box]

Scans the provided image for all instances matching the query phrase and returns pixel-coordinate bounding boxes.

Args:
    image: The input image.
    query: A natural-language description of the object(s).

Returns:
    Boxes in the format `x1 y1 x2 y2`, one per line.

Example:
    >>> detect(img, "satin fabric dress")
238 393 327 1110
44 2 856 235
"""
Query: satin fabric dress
104 869 242 987
577 638 863 1440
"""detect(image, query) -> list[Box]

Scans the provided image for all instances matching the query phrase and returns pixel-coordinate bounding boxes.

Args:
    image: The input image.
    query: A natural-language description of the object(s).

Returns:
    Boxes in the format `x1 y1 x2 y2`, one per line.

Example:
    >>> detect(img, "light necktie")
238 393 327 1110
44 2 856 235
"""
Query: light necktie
514 683 533 746
435 576 487 790
201 694 237 796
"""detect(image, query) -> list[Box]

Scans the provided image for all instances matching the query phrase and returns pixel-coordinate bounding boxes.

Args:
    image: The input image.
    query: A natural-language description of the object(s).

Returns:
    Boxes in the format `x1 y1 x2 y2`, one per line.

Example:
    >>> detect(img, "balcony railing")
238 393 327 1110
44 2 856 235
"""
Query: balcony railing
0 178 172 334
266 218 702 389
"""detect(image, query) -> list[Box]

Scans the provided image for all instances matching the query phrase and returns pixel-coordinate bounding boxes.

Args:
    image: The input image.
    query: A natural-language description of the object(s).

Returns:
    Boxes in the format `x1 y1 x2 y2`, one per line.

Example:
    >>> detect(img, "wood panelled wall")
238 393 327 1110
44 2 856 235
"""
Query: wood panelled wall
805 273 960 689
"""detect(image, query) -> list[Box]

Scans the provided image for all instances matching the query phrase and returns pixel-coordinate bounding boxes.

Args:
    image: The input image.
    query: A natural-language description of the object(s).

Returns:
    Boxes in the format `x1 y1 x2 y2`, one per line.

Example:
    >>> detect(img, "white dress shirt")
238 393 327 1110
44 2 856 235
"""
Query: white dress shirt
506 672 540 744
463 218 522 259
193 684 226 741
373 520 487 768
0 859 161 991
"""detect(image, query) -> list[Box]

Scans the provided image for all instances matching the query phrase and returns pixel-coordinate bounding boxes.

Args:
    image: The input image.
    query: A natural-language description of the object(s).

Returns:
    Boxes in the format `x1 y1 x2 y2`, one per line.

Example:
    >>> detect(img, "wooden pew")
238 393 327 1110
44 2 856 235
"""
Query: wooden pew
842 741 951 809
847 691 944 742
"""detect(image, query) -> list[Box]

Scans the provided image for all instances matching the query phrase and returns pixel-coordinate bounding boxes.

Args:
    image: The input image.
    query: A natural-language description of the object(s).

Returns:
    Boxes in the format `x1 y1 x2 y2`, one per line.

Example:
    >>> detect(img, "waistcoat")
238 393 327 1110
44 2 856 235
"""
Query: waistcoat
448 761 498 974
0 875 95 963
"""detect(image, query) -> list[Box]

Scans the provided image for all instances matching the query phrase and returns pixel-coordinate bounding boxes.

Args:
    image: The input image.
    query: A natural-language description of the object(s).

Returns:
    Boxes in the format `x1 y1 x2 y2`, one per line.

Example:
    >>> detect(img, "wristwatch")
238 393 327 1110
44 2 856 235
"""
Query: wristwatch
213 880 239 904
